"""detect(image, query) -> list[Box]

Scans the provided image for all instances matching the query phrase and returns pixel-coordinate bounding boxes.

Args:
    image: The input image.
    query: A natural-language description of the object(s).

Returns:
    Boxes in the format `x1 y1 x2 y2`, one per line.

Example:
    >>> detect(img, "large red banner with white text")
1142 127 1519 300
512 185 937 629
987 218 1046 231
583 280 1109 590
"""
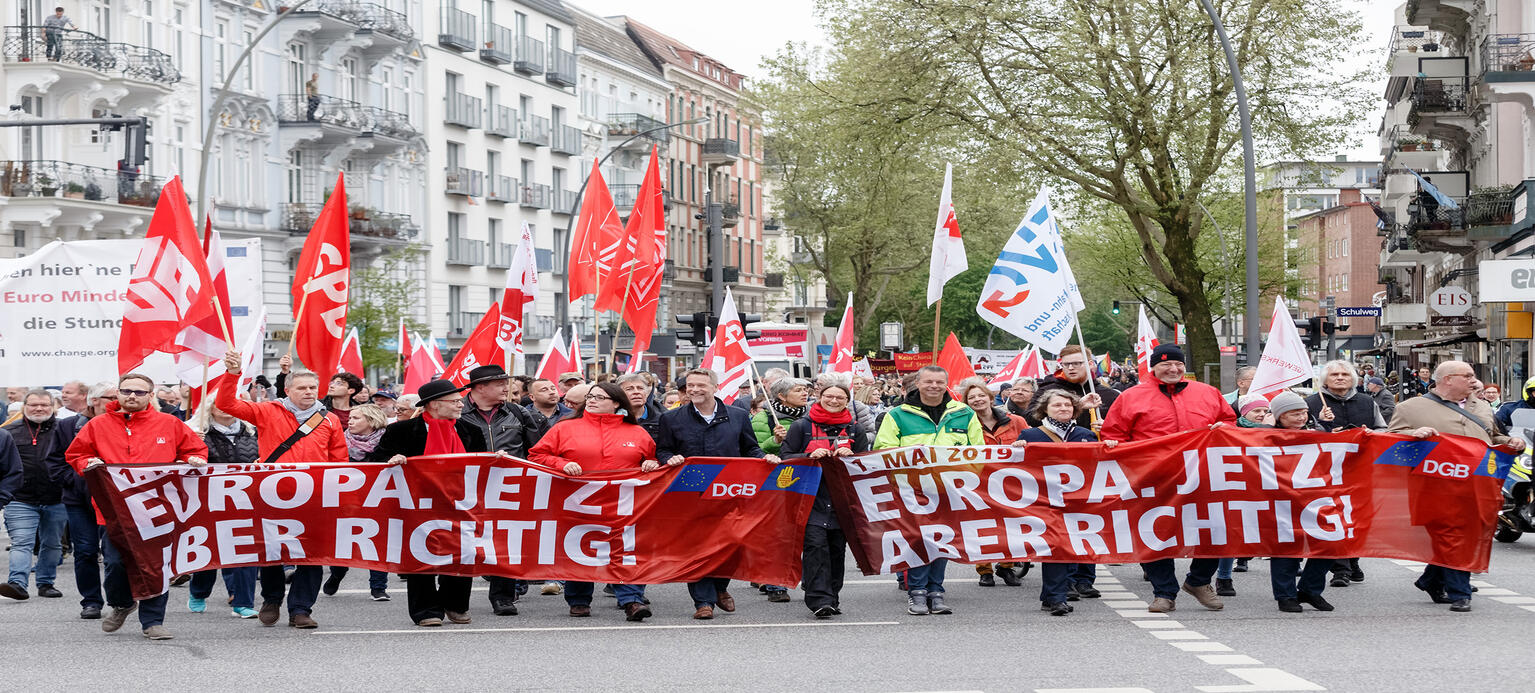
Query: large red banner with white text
822 429 1513 575
88 455 821 600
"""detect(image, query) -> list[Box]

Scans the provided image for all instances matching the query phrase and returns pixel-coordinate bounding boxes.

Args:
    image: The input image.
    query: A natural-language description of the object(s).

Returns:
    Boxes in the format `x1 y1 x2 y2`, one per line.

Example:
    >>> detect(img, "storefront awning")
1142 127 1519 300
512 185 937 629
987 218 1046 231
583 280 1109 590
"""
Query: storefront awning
1397 332 1483 349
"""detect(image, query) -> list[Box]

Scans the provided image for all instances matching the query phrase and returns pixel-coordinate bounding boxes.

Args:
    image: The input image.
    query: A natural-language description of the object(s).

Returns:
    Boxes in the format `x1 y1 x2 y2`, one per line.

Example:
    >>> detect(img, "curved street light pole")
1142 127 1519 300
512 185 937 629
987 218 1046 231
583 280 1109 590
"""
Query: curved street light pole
556 117 708 329
1196 0 1260 365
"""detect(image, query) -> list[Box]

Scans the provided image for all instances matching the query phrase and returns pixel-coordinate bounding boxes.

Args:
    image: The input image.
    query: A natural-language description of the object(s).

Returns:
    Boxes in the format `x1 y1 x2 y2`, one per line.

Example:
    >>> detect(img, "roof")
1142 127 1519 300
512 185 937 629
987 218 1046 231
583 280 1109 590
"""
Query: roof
518 0 573 25
616 16 744 91
570 8 662 79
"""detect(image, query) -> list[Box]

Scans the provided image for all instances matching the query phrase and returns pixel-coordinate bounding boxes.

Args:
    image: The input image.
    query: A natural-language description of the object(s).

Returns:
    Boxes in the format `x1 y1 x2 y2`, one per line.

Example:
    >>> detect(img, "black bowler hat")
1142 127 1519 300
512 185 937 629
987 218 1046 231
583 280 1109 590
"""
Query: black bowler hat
416 379 464 406
1150 344 1185 365
465 364 511 387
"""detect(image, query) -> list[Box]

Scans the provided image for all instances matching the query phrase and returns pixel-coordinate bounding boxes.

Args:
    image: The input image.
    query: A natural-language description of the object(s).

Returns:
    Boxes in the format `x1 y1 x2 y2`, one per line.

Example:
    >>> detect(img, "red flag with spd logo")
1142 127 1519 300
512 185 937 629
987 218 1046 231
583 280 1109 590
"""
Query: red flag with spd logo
117 176 218 373
292 172 351 385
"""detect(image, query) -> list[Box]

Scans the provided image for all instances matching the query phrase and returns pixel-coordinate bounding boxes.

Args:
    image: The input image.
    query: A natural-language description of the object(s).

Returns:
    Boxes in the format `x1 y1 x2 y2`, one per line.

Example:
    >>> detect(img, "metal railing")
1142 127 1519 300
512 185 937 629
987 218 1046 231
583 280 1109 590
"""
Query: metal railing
552 125 583 155
277 94 366 129
446 238 486 267
1482 33 1535 73
514 35 544 74
1410 76 1469 114
445 91 482 129
487 242 514 269
281 203 418 241
481 23 514 64
721 201 740 227
360 105 417 140
610 184 640 210
1465 189 1517 227
554 189 577 214
0 160 163 208
1406 196 1466 232
353 2 413 41
444 167 483 196
3 26 180 84
438 8 476 52
1390 26 1447 55
546 47 577 87
486 175 516 202
607 113 669 144
1383 124 1446 155
520 183 551 209
703 137 741 162
487 105 517 138
451 309 485 335
521 115 550 146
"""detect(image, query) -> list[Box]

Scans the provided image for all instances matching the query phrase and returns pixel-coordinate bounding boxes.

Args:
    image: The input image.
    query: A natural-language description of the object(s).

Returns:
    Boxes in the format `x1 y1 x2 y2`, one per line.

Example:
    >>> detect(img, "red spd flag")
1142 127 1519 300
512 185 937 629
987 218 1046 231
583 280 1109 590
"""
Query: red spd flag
596 146 667 352
337 326 364 376
935 332 977 392
497 222 539 373
445 304 505 386
117 176 218 373
702 287 755 404
826 292 855 374
535 327 574 383
823 429 1515 576
568 160 623 304
292 171 351 385
87 455 821 600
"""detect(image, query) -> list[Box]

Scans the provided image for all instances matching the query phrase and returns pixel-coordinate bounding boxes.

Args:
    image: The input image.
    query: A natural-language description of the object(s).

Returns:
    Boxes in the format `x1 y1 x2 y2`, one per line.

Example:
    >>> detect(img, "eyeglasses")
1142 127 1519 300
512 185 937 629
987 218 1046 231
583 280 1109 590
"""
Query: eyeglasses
586 393 612 402
119 389 150 397
1059 361 1087 368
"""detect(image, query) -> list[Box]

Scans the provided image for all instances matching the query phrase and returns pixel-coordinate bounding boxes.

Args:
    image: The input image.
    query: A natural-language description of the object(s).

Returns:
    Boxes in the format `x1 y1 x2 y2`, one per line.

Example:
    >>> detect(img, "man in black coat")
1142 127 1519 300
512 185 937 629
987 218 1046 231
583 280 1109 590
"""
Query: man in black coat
656 368 778 620
456 365 539 616
368 380 488 627
1304 360 1385 587
0 390 67 600
47 385 112 618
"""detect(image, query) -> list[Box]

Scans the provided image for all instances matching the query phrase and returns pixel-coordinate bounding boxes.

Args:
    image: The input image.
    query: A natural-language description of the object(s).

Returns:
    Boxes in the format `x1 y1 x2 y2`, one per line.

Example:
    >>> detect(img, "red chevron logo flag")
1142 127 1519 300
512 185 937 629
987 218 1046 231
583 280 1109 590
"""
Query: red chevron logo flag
172 218 233 380
568 159 624 304
1135 304 1160 384
596 146 667 352
702 288 755 404
118 176 218 374
446 303 504 386
498 221 540 373
826 293 855 374
291 171 351 385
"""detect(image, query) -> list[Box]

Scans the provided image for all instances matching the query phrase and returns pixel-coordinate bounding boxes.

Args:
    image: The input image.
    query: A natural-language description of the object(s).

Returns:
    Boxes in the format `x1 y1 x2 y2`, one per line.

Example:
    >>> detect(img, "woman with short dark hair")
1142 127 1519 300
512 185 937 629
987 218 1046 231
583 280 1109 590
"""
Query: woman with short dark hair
1018 389 1099 615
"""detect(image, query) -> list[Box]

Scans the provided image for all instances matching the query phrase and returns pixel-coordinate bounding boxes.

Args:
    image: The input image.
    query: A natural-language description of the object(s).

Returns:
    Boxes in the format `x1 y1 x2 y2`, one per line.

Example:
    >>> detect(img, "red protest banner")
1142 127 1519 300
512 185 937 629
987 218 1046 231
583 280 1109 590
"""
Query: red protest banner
893 352 934 372
822 428 1512 575
88 455 820 600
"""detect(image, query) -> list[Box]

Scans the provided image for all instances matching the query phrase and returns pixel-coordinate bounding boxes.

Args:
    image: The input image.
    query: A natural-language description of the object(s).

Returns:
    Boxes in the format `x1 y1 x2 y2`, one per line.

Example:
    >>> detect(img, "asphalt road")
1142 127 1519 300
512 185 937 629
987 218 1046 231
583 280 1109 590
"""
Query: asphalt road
5 541 1535 692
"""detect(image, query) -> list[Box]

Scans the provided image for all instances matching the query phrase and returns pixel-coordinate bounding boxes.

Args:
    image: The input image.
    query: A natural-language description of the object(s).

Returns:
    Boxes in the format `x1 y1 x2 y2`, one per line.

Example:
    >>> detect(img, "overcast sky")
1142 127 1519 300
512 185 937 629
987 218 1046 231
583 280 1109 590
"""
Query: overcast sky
577 0 1400 160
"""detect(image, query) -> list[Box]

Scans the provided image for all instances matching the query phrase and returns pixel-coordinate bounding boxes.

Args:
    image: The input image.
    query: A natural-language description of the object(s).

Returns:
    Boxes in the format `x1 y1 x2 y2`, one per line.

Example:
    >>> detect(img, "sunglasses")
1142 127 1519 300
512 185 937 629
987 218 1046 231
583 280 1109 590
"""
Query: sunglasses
119 389 151 397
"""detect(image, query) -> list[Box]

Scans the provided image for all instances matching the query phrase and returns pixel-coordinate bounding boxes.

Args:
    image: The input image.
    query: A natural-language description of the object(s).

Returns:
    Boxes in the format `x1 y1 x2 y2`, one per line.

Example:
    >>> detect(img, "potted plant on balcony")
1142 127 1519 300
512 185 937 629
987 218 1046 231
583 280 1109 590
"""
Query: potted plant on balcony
350 204 370 220
84 182 103 201
1398 135 1424 152
63 182 86 199
37 174 58 197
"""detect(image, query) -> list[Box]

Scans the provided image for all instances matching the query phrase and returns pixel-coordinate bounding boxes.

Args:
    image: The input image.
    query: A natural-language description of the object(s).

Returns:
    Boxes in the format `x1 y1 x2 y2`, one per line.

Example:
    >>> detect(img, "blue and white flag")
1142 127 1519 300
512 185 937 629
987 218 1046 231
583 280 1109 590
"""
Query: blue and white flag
1409 169 1460 210
974 188 1082 353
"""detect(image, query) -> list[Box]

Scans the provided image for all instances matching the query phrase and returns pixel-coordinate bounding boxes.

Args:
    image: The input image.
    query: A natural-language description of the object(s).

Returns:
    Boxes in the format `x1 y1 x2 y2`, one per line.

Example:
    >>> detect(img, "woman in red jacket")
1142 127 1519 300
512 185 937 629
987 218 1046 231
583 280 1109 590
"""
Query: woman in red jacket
528 382 657 622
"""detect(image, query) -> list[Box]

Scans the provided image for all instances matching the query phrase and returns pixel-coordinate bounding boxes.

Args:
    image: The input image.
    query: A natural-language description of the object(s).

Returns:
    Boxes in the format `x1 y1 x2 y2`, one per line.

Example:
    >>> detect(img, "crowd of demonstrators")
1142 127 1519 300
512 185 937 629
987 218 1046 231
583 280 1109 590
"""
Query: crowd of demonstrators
1263 392 1337 613
324 403 393 602
1027 345 1119 430
188 405 261 618
458 364 541 615
2 390 64 601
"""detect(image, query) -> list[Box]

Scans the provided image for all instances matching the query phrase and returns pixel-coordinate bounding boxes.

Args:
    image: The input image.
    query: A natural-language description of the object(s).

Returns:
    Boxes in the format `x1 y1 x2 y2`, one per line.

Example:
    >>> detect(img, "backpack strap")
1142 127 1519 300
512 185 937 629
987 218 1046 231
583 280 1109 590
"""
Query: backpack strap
262 412 328 465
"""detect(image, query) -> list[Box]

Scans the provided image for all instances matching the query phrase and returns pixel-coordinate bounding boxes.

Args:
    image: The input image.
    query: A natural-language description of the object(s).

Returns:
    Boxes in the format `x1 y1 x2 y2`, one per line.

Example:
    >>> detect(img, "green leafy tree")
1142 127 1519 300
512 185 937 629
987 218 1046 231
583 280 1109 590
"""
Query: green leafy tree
347 248 428 371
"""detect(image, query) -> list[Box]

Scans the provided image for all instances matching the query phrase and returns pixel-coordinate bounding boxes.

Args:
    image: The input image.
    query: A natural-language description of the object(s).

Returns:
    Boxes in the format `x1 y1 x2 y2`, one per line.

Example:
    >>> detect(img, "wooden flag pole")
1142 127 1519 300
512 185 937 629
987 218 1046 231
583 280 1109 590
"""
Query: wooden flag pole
211 294 235 350
1071 319 1102 429
610 260 639 376
931 298 943 365
287 289 312 360
748 358 779 428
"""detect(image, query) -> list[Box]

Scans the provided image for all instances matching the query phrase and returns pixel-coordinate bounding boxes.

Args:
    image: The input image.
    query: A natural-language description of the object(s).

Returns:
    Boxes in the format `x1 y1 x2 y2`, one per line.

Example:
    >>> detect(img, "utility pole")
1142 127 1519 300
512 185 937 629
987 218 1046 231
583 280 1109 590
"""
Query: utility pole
705 163 725 313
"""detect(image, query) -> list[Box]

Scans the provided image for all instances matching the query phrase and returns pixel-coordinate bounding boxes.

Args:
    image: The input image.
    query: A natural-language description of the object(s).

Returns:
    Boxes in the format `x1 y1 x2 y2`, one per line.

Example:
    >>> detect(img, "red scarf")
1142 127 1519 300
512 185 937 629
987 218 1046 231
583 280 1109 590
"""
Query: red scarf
423 413 465 455
804 403 855 455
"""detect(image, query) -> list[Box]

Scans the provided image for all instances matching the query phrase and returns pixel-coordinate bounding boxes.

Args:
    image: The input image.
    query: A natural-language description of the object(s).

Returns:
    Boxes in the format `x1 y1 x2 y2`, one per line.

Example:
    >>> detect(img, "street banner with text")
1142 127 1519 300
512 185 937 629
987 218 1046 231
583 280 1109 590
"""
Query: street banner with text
89 455 820 600
823 429 1511 575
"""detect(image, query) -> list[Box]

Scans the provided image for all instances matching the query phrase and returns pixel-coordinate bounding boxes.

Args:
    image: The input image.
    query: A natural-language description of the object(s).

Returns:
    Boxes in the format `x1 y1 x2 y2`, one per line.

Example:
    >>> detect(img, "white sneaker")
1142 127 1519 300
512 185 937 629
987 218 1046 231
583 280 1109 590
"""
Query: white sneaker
541 582 563 595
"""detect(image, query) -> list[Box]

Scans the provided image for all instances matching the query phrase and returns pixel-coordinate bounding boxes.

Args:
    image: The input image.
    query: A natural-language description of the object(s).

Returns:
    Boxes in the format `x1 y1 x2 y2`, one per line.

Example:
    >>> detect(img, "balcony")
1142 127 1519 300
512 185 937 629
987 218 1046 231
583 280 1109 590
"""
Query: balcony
1 160 163 208
765 272 785 288
445 92 482 129
444 167 483 197
1407 76 1473 138
438 8 477 52
721 201 740 228
1405 0 1474 37
2 26 181 87
1464 186 1519 240
450 310 485 337
521 115 551 146
546 47 577 87
486 175 516 203
487 242 514 269
481 23 514 65
607 113 669 148
1481 34 1535 108
514 35 544 75
520 183 552 209
611 184 640 210
277 94 368 149
702 138 740 166
446 238 486 267
359 105 418 148
1380 231 1435 269
487 105 517 138
553 189 578 215
663 259 677 282
352 3 413 43
281 203 418 243
551 125 583 156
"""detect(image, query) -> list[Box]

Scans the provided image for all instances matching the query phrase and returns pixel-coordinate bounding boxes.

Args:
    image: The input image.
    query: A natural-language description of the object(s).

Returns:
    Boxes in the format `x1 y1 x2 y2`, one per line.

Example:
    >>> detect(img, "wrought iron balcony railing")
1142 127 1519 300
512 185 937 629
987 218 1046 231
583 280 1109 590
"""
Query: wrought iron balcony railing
3 25 180 84
0 159 164 208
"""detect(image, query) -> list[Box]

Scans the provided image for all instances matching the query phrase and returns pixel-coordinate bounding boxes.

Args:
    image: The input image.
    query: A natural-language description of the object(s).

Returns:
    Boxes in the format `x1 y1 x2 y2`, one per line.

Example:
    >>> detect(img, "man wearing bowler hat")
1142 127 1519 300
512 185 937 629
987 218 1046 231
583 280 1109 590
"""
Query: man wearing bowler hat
368 379 489 627
458 364 540 616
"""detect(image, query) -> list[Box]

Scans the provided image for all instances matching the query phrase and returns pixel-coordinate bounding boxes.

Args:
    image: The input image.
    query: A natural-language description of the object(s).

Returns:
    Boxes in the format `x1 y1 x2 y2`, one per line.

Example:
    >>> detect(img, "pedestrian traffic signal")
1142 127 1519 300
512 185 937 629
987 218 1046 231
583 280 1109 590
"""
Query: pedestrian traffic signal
675 312 712 346
1296 316 1337 351
1112 301 1121 315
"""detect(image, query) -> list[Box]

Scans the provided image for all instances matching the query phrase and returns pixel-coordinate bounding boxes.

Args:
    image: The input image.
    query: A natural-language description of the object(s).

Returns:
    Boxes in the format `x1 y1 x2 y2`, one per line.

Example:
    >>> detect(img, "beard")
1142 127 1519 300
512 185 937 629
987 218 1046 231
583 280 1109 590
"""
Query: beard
24 412 52 423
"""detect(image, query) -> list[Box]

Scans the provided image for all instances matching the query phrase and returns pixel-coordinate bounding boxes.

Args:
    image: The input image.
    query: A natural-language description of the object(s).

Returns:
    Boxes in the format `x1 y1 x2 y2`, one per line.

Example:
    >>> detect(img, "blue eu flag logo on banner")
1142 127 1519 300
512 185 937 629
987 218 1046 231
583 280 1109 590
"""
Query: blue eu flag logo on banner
1372 441 1437 468
666 464 724 492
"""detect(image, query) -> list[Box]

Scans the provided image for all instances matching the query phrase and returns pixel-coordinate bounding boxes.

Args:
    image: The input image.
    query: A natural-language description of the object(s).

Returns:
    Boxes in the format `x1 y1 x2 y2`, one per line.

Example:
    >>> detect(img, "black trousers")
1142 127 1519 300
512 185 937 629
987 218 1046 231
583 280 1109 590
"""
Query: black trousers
487 576 522 608
802 525 846 611
406 574 472 623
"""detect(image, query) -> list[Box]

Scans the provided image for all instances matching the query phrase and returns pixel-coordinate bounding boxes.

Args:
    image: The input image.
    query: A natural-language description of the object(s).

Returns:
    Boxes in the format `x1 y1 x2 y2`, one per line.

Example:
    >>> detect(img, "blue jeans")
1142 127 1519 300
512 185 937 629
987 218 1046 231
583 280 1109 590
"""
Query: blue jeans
687 577 732 608
1270 558 1331 601
906 558 948 594
260 565 322 615
101 534 169 628
565 581 645 607
65 505 103 609
4 501 66 587
1216 557 1235 580
1070 563 1096 587
1038 563 1073 604
327 566 390 590
190 567 259 609
1142 558 1219 600
1418 564 1473 601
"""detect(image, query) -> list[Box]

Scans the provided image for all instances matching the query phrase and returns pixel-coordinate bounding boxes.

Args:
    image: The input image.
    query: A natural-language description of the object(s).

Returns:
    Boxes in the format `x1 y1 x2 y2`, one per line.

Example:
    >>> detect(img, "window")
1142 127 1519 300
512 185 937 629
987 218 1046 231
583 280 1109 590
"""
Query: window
381 67 394 111
288 150 309 203
552 226 565 273
286 43 307 95
446 142 463 169
487 151 500 180
448 213 464 242
14 229 26 248
242 30 255 89
449 285 464 318
141 1 155 49
173 124 186 176
546 25 561 53
340 57 360 102
515 11 527 36
488 219 501 248
214 20 228 81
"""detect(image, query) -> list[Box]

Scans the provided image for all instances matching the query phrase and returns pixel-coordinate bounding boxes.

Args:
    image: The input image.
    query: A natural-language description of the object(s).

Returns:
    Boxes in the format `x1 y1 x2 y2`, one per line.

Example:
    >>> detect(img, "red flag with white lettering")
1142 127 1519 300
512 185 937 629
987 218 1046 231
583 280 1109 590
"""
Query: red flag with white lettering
569 160 623 304
445 304 505 386
596 146 667 353
825 293 854 374
291 171 351 385
173 218 233 380
497 222 539 374
117 176 218 373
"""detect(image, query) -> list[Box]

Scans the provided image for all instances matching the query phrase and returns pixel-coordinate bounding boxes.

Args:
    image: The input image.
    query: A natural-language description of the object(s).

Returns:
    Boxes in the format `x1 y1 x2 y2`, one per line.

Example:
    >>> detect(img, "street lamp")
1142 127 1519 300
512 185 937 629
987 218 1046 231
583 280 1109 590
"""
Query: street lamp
555 116 709 329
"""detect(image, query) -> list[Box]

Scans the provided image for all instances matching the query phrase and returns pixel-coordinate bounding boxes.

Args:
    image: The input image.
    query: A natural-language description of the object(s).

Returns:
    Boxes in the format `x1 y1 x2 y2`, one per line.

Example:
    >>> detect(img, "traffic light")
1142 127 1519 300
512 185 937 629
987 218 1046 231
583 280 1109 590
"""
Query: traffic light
120 117 150 167
1111 300 1121 315
739 313 762 340
1297 316 1337 351
675 312 712 346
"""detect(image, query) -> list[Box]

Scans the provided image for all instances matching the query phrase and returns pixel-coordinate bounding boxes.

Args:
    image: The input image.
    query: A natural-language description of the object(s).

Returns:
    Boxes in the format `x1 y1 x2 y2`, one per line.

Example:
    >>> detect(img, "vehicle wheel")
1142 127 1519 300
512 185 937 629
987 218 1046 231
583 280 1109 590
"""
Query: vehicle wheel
1495 527 1522 543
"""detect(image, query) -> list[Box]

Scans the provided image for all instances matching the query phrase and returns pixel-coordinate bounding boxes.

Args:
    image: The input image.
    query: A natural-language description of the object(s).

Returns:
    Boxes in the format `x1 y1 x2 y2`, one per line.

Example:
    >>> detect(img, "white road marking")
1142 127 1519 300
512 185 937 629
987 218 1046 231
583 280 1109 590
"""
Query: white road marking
314 620 901 635
1133 620 1188 629
1475 587 1518 596
1035 688 1154 693
1522 605 1535 613
1115 609 1167 618
1199 655 1264 666
1151 630 1207 640
1195 667 1326 692
1172 642 1235 652
1492 596 1535 604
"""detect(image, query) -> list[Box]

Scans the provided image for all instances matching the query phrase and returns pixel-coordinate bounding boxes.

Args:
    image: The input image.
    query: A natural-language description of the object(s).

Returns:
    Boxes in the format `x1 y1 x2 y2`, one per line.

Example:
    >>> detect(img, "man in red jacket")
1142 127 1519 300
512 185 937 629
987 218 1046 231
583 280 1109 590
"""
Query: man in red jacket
1100 344 1236 614
65 373 208 640
219 349 347 630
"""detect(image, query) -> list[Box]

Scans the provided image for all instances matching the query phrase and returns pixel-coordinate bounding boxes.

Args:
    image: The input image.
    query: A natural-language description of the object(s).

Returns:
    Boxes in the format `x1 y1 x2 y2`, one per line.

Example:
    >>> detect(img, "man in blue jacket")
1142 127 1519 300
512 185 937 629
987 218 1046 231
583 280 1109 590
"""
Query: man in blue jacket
656 368 779 620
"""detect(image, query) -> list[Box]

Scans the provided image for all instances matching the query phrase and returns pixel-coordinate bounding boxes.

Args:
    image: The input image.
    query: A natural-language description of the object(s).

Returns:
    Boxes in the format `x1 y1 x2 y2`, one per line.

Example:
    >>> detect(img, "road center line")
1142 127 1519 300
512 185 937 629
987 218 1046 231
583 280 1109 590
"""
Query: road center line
313 620 901 635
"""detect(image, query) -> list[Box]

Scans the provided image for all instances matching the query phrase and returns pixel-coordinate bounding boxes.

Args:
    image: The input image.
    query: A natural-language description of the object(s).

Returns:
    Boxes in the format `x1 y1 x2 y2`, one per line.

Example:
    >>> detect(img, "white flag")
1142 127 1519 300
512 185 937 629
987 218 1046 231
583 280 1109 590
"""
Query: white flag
975 188 1081 353
1248 296 1314 397
498 221 540 374
926 163 967 306
702 287 755 403
1134 305 1160 383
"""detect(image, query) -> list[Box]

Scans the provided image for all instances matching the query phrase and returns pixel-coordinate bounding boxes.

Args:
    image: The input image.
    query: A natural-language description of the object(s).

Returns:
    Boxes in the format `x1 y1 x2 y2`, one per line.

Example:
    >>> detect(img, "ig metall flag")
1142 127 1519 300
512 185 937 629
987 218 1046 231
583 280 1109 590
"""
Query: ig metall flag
975 188 1083 353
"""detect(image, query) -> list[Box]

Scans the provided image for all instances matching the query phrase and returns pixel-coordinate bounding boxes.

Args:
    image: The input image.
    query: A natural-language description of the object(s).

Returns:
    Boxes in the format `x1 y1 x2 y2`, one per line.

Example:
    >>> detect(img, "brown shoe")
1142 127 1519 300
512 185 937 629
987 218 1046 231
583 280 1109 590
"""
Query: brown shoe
446 611 471 624
416 617 443 627
569 604 591 617
1182 581 1224 610
624 602 652 622
288 613 318 629
257 602 280 626
716 591 736 613
1148 597 1176 613
692 605 714 620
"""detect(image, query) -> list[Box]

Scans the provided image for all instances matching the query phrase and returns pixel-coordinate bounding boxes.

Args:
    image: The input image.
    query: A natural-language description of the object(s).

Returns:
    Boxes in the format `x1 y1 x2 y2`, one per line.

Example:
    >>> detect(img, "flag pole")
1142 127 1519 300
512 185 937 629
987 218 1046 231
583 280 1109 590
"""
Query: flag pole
610 260 639 377
287 289 311 359
1072 320 1101 430
211 295 235 350
748 359 780 428
931 299 943 365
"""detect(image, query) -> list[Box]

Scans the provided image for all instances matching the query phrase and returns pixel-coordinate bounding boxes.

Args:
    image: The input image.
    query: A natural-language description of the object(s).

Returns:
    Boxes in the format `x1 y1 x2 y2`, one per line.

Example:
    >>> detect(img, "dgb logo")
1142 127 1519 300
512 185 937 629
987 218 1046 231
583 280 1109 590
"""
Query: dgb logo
709 483 757 498
1418 458 1470 480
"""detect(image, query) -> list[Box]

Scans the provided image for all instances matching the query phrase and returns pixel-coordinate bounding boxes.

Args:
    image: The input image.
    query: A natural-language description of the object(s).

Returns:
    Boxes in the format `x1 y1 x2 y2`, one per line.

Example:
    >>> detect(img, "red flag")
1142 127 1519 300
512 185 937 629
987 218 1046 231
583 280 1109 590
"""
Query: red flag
826 293 855 374
118 176 218 373
702 288 755 404
337 326 364 376
187 306 269 416
596 146 667 352
402 333 443 396
398 317 410 365
535 327 574 383
444 304 505 386
292 171 351 385
497 222 539 374
173 218 233 375
987 347 1048 390
936 332 977 392
569 160 623 304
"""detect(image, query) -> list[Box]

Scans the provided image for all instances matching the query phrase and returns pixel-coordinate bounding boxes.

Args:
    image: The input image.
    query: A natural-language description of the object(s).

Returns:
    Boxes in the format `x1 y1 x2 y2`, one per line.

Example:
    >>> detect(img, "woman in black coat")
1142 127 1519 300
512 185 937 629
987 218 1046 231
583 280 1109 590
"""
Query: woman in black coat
780 384 867 619
1017 389 1098 615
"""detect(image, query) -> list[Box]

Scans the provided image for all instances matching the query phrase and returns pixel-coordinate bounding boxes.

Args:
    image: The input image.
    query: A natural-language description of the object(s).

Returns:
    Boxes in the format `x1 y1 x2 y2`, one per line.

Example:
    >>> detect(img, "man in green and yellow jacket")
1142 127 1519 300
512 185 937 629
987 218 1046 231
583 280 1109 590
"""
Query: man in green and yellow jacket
874 365 983 616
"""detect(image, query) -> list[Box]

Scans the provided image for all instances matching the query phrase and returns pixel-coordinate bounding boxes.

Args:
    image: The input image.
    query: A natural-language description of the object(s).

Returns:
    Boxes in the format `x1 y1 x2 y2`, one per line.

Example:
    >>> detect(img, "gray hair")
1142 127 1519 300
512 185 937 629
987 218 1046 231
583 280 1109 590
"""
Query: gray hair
397 394 420 408
769 377 809 401
88 381 116 399
816 372 851 389
1235 366 1257 380
22 388 53 405
1320 360 1359 390
1011 377 1037 389
762 367 789 382
616 373 651 387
